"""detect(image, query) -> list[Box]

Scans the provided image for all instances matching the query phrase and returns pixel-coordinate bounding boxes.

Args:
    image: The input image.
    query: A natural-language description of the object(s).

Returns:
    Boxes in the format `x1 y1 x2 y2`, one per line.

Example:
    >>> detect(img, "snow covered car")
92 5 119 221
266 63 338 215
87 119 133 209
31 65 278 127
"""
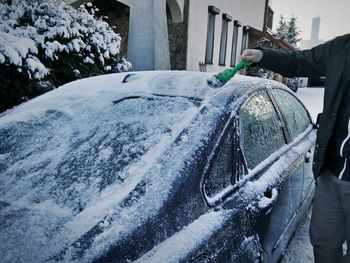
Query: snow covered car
0 71 316 263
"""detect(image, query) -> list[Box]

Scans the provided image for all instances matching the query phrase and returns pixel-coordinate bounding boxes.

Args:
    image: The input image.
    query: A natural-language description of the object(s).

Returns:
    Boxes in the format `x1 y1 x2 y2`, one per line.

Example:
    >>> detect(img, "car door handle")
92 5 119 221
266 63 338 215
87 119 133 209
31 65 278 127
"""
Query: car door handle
258 188 278 215
305 149 312 163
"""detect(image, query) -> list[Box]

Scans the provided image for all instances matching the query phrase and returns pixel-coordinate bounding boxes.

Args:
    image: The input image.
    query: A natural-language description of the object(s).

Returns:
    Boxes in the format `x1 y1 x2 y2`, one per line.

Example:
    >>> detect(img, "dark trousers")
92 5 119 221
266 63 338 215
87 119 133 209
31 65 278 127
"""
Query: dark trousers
310 168 350 263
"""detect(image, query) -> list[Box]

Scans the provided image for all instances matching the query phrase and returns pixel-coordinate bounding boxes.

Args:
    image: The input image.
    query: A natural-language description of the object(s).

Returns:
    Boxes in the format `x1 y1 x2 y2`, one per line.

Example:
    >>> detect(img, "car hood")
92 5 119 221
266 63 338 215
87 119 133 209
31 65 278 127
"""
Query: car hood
0 71 272 262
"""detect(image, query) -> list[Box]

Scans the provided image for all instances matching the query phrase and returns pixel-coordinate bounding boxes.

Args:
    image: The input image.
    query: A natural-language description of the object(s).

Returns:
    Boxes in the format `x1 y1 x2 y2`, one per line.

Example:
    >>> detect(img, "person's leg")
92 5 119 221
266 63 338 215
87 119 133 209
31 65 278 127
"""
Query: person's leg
338 178 350 263
310 169 346 263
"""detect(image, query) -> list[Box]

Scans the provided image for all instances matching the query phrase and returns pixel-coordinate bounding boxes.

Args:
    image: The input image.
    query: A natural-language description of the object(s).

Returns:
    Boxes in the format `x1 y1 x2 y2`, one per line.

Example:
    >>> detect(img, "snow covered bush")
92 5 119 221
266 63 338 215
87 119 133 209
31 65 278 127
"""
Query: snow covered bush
0 0 131 112
115 57 132 72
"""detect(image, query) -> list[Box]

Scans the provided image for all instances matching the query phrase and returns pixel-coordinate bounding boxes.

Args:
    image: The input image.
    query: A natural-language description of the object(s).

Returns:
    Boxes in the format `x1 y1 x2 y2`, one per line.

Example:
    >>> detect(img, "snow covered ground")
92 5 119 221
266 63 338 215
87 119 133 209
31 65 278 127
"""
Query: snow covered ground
281 209 314 262
295 87 324 123
281 87 324 263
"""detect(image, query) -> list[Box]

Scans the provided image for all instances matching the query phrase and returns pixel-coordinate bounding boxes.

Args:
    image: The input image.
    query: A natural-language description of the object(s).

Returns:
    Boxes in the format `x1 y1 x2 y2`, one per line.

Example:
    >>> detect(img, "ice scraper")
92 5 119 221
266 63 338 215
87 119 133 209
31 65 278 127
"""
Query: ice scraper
207 60 250 88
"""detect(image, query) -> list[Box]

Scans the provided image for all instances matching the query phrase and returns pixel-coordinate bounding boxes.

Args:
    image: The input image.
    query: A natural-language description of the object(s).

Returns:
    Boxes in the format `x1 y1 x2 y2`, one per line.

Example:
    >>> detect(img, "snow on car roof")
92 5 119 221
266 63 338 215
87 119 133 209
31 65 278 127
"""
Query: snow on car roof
0 71 279 262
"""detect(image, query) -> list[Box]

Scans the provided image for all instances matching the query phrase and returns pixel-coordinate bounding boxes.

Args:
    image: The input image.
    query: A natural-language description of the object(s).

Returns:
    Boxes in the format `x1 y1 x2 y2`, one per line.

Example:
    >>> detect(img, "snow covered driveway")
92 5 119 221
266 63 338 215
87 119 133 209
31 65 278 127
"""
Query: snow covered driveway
282 87 324 263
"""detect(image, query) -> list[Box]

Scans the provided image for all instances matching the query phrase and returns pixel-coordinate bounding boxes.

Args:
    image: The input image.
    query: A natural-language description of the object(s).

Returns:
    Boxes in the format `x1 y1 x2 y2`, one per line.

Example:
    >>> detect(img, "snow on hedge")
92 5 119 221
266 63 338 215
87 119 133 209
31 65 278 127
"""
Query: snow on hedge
0 0 130 80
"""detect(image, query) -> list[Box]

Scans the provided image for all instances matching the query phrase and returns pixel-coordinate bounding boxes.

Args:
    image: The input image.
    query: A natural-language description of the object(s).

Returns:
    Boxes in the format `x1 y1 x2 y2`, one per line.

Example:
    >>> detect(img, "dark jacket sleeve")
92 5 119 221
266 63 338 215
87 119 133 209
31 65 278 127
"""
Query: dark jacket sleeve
256 36 344 78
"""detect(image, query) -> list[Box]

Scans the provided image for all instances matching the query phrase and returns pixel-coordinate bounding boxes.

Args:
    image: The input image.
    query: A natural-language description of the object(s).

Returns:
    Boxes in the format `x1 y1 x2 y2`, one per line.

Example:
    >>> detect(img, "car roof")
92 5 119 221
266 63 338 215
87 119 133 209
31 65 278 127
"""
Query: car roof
0 71 282 261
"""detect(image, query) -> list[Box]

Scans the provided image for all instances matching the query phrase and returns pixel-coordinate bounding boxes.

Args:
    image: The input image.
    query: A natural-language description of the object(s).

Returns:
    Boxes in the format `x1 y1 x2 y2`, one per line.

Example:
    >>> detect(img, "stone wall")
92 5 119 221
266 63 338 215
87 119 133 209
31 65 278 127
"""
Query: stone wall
167 0 189 70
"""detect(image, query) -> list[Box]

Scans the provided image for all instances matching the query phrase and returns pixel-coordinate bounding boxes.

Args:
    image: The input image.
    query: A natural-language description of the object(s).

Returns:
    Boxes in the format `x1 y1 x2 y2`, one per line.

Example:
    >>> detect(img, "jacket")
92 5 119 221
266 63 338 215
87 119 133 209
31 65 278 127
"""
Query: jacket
256 34 350 178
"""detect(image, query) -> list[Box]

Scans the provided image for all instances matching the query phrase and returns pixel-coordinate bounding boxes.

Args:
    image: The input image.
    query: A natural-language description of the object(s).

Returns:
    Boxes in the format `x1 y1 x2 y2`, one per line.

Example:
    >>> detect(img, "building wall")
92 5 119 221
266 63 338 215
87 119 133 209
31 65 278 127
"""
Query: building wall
12 0 266 72
69 0 183 70
186 0 266 72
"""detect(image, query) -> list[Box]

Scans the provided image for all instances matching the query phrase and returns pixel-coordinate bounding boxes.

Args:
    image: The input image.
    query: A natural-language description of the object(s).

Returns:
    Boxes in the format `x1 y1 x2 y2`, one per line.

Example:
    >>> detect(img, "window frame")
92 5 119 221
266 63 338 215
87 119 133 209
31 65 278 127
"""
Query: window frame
201 115 246 207
240 26 249 55
205 6 220 64
269 87 313 144
202 121 235 198
219 14 232 66
230 20 241 67
201 85 314 207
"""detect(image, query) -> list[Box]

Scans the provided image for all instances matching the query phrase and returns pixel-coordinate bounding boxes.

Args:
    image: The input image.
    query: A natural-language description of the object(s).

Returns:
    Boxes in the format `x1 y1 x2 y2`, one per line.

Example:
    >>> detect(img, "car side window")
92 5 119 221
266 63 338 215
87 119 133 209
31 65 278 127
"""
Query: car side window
239 91 286 169
204 127 234 198
272 88 311 140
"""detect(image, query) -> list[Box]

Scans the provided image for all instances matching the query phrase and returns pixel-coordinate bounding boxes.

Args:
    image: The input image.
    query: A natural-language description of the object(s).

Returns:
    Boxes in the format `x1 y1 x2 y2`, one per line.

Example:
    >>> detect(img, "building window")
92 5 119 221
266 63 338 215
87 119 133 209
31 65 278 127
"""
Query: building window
230 20 241 67
205 6 220 64
241 26 249 54
219 13 232 66
266 6 274 30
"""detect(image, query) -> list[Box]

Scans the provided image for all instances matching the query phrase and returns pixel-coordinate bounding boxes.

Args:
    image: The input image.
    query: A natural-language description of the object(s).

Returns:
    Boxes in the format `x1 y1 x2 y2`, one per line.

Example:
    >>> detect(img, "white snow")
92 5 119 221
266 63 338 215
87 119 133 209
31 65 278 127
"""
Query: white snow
97 146 113 161
115 57 132 72
0 31 38 66
281 211 314 263
25 56 49 79
134 211 229 263
258 187 278 209
296 87 324 122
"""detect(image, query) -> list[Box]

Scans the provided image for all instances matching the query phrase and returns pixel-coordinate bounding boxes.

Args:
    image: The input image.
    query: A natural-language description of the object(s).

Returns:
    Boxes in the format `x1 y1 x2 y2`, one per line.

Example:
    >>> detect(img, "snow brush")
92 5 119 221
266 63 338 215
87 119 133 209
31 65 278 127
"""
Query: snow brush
207 60 250 88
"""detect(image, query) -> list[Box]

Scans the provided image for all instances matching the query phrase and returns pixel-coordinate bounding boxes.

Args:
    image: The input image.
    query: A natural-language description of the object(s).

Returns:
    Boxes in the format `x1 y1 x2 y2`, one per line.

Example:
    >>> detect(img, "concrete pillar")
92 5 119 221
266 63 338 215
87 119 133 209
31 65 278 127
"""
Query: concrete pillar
128 0 171 71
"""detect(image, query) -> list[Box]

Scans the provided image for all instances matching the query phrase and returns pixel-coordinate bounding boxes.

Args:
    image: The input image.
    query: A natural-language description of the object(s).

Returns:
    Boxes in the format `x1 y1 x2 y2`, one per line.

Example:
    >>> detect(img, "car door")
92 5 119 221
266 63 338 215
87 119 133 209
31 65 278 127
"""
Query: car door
200 87 314 262
271 87 315 204
250 87 314 263
238 88 312 262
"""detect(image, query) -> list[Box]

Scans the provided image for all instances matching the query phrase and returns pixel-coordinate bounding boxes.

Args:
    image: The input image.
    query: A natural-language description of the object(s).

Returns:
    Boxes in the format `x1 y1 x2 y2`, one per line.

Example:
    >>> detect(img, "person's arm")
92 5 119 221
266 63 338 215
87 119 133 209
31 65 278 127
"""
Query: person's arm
256 47 326 77
241 36 345 78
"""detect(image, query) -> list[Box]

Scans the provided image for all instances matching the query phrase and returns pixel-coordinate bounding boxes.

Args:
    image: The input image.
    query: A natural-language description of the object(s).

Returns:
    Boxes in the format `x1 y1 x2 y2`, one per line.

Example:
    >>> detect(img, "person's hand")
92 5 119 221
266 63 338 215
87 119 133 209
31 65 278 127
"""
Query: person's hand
240 49 263 64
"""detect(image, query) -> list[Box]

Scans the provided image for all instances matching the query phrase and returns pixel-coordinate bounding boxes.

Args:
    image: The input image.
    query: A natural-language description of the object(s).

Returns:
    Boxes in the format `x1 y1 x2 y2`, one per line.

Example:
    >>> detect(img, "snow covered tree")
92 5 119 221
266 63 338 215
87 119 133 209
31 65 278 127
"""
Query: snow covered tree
275 15 288 39
271 14 301 92
286 15 302 47
275 14 301 47
0 0 131 112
